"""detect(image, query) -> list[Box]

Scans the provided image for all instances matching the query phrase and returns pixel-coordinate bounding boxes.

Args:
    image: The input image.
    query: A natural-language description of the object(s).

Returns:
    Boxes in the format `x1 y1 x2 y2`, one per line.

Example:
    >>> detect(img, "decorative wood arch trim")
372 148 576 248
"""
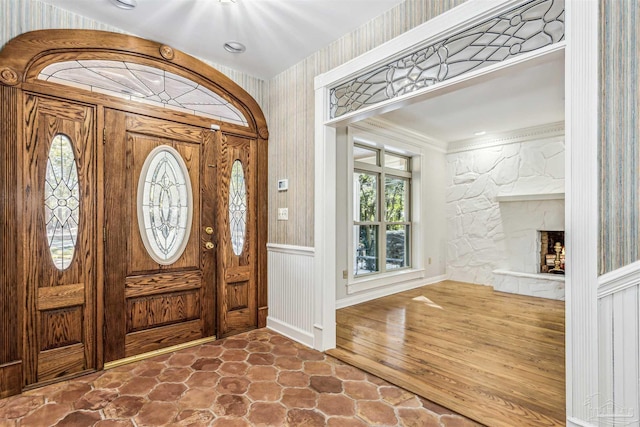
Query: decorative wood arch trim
0 29 267 137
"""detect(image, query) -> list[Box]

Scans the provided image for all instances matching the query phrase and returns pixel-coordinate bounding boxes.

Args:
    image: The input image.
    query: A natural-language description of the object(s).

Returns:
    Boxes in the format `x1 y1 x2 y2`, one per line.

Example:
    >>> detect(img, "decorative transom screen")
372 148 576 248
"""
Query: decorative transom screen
39 60 248 126
137 146 193 265
45 134 80 270
330 0 565 118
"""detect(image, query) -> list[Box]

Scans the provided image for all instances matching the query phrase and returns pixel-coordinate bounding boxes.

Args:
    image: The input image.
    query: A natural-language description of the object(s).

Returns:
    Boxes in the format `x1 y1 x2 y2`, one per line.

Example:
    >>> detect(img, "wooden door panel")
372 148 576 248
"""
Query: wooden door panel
23 95 96 385
104 110 216 362
217 134 257 336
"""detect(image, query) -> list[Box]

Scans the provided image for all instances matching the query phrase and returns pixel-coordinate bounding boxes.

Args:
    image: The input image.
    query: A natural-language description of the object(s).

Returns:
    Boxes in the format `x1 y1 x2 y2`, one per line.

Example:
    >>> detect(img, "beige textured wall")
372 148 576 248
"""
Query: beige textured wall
0 0 267 114
267 0 467 247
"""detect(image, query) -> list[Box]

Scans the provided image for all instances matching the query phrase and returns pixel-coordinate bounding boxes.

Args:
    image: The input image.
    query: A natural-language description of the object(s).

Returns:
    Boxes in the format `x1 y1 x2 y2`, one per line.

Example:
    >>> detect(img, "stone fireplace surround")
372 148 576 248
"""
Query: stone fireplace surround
446 125 565 300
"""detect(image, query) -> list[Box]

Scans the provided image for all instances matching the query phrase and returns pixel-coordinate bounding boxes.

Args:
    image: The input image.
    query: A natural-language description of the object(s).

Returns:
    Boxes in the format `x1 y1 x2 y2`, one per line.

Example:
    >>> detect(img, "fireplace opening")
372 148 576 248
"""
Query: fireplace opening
539 230 565 274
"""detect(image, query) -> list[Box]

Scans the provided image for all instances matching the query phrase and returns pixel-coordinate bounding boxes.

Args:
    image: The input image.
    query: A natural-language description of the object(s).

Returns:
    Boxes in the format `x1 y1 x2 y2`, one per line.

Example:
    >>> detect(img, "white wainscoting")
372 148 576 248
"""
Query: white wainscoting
267 243 315 348
597 260 640 427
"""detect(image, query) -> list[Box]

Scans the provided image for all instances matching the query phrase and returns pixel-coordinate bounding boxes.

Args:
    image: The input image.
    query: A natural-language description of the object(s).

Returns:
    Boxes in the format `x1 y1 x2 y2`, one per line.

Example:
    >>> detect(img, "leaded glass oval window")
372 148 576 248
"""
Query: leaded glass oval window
45 134 80 270
137 146 193 265
229 160 247 256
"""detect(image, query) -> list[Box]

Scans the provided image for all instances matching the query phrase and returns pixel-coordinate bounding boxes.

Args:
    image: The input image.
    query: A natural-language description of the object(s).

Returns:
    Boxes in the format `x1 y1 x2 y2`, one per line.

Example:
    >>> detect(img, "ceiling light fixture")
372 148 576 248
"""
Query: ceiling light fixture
224 41 246 54
109 0 137 10
219 0 236 3
474 131 487 136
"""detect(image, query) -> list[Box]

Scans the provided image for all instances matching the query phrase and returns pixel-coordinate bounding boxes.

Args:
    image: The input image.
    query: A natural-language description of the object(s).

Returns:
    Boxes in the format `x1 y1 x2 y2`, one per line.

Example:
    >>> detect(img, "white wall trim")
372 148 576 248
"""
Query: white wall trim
597 260 640 298
447 121 565 153
565 0 600 423
267 318 314 348
567 417 598 427
266 243 315 256
338 274 447 309
347 269 426 295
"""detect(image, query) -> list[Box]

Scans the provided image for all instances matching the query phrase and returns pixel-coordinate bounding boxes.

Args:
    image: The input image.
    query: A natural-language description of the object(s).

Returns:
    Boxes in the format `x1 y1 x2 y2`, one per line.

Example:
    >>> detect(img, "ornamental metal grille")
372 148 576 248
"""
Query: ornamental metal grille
45 134 80 270
229 160 247 256
330 0 564 119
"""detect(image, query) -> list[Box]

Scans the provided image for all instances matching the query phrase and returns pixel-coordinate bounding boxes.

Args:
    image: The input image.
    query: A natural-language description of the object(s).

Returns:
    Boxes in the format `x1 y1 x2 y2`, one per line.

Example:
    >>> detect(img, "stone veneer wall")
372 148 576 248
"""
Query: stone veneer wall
446 135 565 285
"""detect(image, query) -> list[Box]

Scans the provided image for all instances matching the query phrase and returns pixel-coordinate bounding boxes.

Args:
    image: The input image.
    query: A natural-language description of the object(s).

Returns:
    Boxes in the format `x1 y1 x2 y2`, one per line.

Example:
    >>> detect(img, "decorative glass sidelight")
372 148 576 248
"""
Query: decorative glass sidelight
229 160 247 256
330 0 565 118
138 146 193 265
45 134 80 270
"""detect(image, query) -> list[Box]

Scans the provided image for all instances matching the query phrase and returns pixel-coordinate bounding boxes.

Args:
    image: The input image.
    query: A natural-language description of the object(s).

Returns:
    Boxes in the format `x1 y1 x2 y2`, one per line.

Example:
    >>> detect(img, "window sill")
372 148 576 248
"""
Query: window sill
347 268 425 294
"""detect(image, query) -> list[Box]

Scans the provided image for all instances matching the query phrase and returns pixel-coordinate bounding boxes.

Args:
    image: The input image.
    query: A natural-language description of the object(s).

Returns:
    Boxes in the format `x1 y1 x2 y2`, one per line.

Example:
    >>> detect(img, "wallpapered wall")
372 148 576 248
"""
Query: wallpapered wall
267 0 467 247
0 0 268 119
600 0 639 274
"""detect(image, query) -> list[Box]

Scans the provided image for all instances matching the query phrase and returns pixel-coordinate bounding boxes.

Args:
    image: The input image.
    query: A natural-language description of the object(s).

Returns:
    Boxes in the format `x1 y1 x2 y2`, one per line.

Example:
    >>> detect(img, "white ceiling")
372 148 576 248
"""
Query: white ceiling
39 0 405 80
376 51 565 143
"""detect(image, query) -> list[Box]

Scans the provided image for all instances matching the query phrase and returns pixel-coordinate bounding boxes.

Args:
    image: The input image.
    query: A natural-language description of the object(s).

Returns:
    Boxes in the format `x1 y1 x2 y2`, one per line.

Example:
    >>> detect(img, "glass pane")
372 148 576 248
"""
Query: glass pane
354 225 379 275
385 176 408 222
45 134 79 270
229 160 247 256
354 172 378 222
386 225 410 270
39 60 248 126
353 145 378 165
138 146 192 265
385 153 409 171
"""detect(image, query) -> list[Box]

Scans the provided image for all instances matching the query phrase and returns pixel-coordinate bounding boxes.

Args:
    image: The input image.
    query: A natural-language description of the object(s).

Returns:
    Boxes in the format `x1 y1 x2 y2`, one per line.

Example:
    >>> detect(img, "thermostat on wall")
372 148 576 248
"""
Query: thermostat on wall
277 179 288 191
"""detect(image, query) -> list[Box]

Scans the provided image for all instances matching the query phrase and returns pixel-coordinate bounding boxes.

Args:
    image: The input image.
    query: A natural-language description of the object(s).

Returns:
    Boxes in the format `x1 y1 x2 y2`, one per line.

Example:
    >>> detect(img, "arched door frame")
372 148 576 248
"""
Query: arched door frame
0 29 268 398
313 1 598 425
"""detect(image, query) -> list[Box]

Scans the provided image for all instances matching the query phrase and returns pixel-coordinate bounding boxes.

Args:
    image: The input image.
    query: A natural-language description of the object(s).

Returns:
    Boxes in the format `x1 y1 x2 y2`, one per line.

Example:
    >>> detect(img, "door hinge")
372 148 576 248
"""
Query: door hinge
103 128 106 144
103 227 106 242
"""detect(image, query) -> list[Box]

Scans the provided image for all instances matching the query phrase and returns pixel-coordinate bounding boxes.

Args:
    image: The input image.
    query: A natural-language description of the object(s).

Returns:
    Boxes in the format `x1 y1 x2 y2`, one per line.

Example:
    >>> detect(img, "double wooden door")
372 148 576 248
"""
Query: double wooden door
23 99 258 384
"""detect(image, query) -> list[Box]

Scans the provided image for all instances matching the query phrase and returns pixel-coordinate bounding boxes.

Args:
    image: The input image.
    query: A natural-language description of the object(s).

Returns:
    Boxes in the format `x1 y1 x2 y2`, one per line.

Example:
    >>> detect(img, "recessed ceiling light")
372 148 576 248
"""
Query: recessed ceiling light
109 0 137 10
219 0 236 3
474 131 487 136
224 41 246 54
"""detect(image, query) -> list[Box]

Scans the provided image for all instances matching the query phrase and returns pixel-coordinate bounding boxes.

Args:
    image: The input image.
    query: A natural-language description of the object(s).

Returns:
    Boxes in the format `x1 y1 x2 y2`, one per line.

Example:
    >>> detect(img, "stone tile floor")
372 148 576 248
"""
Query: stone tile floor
0 329 482 426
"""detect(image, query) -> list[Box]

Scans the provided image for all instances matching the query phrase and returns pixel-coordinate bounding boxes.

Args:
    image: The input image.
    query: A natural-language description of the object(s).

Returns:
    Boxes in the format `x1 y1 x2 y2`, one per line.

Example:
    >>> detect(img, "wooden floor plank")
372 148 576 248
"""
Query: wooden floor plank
333 280 565 427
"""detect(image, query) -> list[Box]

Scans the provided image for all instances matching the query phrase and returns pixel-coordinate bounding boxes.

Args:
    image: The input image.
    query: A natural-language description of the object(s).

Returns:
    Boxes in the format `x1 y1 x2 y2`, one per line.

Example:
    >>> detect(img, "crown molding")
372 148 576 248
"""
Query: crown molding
355 117 448 153
447 121 565 153
355 119 564 155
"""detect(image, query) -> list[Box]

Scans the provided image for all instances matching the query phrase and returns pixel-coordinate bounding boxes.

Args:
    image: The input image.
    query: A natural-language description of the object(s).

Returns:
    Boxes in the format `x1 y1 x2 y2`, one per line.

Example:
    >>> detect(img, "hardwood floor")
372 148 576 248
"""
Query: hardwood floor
330 280 565 427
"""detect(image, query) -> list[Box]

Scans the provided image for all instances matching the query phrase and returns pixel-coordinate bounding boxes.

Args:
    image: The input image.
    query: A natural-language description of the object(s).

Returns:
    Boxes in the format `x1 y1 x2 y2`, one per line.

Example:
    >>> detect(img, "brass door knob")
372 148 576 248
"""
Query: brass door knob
205 242 214 250
205 227 214 235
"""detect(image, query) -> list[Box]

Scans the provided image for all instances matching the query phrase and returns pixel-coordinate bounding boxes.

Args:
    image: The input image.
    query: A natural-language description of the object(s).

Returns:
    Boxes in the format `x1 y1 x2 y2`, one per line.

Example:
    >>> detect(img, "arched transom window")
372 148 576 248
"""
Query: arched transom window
39 60 248 126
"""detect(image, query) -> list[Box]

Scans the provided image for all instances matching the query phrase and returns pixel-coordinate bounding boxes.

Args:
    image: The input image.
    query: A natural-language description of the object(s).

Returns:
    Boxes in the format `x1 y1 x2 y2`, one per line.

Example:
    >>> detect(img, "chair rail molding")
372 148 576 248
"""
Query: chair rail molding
315 1 600 426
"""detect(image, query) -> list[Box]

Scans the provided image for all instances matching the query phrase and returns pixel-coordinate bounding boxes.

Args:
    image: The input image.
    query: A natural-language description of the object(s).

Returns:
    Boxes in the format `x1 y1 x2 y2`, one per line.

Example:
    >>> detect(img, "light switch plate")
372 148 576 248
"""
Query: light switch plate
277 208 288 220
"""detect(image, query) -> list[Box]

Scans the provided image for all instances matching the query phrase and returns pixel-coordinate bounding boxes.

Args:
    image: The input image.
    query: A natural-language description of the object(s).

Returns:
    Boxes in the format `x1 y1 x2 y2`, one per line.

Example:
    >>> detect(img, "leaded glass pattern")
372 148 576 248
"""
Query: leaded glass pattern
330 0 564 118
138 146 193 265
39 60 248 126
229 160 247 256
45 134 80 270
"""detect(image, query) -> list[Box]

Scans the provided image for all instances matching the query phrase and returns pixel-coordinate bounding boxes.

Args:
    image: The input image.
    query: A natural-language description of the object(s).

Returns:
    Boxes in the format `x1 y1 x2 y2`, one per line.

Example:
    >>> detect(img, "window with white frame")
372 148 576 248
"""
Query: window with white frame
353 144 411 277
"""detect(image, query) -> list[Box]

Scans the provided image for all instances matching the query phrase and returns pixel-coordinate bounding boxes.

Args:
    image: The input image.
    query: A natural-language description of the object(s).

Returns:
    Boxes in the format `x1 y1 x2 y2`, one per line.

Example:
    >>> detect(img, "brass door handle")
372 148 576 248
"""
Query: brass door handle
205 227 214 235
205 242 214 250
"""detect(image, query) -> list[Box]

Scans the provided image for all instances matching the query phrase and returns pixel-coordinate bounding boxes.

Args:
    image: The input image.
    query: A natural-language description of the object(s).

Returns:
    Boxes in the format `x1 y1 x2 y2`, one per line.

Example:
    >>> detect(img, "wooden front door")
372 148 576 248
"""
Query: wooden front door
103 110 216 362
23 95 97 385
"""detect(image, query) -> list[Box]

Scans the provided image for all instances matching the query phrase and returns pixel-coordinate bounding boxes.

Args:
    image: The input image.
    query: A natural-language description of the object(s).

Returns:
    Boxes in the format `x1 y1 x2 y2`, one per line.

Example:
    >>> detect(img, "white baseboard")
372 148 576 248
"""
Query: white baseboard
267 317 314 348
567 417 597 427
336 274 447 309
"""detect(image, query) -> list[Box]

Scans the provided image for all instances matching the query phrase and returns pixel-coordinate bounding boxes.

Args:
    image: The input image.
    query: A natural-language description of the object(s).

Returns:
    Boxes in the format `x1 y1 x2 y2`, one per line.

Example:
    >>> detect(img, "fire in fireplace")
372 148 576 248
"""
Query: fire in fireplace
539 230 565 274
